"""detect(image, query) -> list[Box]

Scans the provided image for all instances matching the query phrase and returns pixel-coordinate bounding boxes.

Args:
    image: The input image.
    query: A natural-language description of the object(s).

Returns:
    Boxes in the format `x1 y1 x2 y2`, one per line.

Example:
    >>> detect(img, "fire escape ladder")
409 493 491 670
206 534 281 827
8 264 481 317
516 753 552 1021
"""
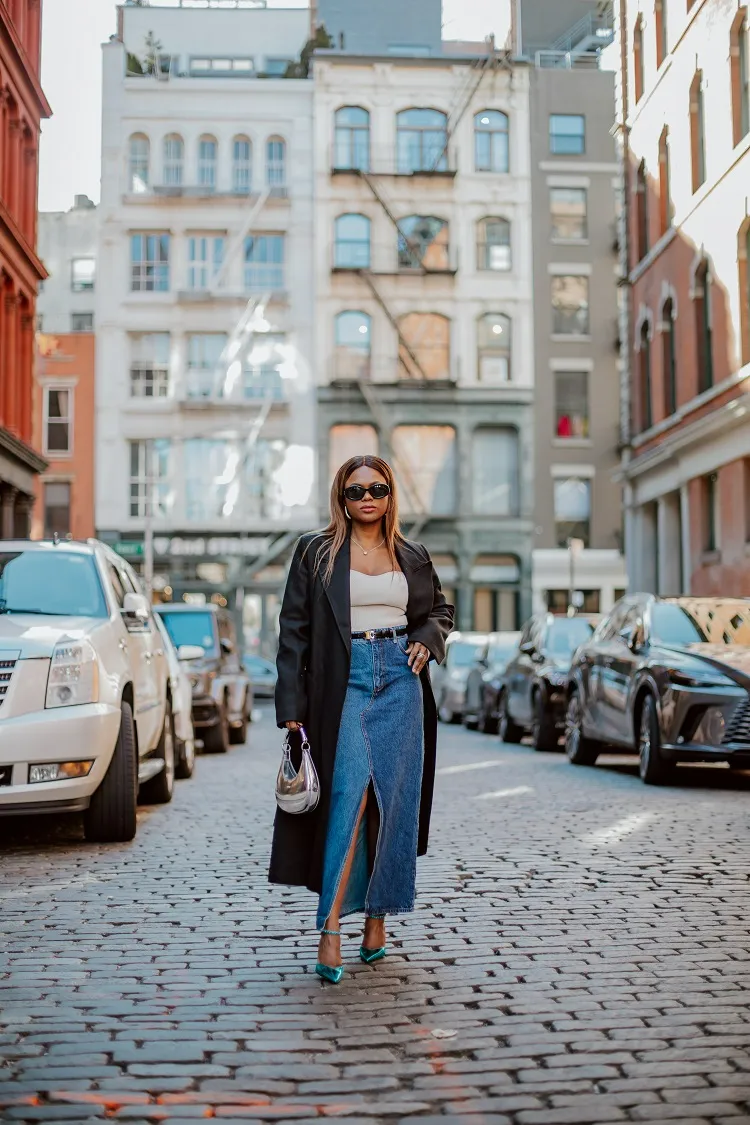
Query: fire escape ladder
209 186 271 295
358 172 424 267
357 270 429 381
430 48 492 172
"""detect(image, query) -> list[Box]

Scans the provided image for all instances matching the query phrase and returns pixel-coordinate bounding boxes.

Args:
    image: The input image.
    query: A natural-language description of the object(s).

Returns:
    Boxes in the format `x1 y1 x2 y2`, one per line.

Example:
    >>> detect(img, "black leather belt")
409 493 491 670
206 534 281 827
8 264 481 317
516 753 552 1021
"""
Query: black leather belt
351 626 408 641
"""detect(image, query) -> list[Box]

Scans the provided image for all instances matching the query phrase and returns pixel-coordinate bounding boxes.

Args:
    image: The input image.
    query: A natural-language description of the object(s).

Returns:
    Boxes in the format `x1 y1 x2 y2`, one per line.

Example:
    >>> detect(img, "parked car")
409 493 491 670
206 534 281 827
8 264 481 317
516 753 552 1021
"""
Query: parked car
463 631 522 732
0 539 174 842
566 595 750 784
431 631 488 724
155 603 251 753
499 613 596 750
153 612 195 779
243 653 277 699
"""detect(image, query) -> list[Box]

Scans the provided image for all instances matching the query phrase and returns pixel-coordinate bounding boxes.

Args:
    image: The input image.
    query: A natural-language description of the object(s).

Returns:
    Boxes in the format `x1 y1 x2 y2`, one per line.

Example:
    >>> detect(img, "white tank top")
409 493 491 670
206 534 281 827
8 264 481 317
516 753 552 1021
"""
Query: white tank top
350 570 409 632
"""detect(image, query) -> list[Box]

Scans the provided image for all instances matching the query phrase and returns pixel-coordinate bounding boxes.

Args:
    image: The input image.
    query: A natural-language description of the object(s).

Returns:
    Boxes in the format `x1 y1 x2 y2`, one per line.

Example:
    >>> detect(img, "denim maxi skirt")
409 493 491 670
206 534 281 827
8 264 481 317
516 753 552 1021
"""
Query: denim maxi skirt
316 633 424 930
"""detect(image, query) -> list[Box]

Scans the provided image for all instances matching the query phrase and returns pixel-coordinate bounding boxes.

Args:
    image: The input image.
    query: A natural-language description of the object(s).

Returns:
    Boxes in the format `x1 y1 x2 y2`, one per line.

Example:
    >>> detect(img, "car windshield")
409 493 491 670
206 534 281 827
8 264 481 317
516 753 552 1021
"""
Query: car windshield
0 550 107 617
158 611 217 655
544 618 593 657
488 642 518 665
650 604 708 646
449 641 484 667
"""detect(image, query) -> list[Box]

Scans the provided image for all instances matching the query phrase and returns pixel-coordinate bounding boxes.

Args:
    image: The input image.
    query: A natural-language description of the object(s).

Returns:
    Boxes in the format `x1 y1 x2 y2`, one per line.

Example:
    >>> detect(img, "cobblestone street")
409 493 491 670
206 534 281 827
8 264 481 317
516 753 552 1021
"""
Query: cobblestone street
2 711 750 1124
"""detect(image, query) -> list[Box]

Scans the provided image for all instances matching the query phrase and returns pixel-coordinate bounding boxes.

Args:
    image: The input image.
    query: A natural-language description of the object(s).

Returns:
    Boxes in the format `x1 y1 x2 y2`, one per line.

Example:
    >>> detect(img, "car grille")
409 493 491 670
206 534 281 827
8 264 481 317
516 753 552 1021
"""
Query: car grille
722 696 750 744
0 655 18 711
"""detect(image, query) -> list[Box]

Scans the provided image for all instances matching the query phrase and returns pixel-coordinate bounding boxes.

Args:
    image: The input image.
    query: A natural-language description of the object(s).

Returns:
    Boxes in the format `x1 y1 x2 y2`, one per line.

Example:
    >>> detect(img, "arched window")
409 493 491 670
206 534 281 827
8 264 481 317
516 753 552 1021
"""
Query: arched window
329 424 378 479
334 311 371 380
397 313 451 380
634 14 645 102
198 135 217 192
660 297 677 417
636 159 649 261
474 110 509 173
693 256 713 392
232 136 252 194
690 70 706 192
638 319 652 431
658 127 671 234
396 108 448 173
397 216 449 270
472 428 519 515
731 8 750 146
267 136 286 187
477 217 511 271
739 222 750 365
334 106 370 171
334 214 371 268
478 313 511 382
391 425 457 514
163 134 183 187
129 133 149 193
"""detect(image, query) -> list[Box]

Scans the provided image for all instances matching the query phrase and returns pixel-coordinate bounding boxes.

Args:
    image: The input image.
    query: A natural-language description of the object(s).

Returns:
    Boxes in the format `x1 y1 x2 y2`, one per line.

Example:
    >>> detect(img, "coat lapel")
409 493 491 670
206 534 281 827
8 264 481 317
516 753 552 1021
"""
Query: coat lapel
396 541 432 622
323 534 352 654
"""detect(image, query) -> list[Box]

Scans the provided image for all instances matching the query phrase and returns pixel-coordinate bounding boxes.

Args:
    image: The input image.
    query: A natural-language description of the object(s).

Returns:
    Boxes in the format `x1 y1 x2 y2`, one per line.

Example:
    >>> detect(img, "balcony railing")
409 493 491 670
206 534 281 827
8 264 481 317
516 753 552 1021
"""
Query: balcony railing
182 367 286 402
330 144 457 177
330 353 457 384
130 184 288 201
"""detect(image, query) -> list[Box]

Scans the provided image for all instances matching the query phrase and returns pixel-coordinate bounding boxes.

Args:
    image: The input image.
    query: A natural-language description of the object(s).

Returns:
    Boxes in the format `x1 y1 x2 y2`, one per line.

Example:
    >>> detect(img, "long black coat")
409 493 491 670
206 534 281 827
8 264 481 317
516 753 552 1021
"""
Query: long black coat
269 532 454 894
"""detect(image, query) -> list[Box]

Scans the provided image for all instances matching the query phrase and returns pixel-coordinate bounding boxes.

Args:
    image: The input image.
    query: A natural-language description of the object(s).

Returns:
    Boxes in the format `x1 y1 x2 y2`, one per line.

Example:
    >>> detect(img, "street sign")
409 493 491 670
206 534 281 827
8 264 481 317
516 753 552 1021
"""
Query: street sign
113 541 145 559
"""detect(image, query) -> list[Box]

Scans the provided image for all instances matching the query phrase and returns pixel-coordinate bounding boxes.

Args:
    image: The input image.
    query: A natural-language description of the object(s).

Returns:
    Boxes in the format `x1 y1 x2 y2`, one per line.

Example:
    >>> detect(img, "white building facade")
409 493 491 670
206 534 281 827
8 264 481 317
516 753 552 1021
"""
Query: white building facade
95 2 315 652
37 196 98 335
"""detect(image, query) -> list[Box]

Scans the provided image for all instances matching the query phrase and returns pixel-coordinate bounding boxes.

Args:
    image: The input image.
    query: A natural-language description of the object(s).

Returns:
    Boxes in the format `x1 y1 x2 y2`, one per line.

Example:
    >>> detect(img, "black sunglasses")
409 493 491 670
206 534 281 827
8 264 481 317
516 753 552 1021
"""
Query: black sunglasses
343 483 391 502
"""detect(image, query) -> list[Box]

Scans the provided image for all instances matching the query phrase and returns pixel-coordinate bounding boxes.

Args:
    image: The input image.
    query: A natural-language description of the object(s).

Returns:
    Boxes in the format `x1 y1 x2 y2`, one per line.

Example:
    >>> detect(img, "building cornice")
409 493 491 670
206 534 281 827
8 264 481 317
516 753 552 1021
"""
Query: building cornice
0 202 48 287
0 427 47 476
0 5 52 119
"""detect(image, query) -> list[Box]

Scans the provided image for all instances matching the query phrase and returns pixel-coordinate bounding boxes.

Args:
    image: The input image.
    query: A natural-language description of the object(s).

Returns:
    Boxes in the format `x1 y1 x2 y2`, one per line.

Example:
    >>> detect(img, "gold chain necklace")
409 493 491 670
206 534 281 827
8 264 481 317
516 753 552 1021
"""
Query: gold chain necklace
352 536 385 557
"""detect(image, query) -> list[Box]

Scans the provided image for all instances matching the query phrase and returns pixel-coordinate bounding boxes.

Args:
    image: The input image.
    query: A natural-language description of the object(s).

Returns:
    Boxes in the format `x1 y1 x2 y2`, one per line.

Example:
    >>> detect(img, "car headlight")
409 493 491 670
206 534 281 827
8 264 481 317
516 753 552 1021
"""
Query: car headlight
45 641 99 709
546 671 568 688
668 667 733 689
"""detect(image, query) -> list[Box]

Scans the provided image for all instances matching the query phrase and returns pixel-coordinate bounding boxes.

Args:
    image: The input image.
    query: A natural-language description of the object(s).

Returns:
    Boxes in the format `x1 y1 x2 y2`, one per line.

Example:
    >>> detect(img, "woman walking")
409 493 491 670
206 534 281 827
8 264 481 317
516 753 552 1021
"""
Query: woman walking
270 455 454 982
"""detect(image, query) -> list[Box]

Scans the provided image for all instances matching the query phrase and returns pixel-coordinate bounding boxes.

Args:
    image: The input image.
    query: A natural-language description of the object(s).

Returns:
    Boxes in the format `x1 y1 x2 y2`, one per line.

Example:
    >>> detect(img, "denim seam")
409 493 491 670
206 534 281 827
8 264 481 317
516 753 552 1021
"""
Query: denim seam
360 643 386 919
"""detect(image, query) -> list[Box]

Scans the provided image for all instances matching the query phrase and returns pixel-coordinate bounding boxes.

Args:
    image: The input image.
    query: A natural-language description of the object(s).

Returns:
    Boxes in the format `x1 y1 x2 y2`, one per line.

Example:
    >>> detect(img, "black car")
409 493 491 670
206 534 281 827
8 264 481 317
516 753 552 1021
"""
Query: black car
498 613 596 751
463 631 521 732
566 595 750 784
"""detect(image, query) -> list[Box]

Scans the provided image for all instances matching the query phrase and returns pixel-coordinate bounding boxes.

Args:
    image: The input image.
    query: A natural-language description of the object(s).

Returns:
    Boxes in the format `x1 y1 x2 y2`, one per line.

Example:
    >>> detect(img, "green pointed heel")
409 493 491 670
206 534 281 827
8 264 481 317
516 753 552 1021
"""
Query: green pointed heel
360 914 387 964
315 929 344 984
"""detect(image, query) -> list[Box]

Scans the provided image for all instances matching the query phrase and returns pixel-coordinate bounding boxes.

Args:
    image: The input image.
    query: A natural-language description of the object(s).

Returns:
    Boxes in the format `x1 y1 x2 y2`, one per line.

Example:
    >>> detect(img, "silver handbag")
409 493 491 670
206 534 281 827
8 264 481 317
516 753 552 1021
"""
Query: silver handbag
275 726 320 815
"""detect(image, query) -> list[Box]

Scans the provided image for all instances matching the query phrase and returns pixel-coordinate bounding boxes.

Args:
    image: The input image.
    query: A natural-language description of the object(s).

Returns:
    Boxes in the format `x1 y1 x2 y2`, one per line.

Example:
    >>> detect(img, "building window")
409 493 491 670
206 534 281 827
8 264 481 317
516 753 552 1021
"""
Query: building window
396 108 448 173
740 222 750 365
398 215 450 270
655 0 668 67
638 320 653 431
334 106 370 171
187 235 224 290
732 9 750 146
243 234 284 291
694 256 713 393
551 275 590 335
190 56 254 76
70 312 93 332
477 217 511 270
690 70 706 192
397 312 451 380
334 311 371 380
71 257 95 292
232 136 252 193
391 425 456 514
334 213 371 269
198 135 217 192
243 439 287 519
128 133 149 193
472 427 519 515
555 371 589 438
184 438 284 521
554 476 591 548
636 160 649 260
266 136 286 187
703 473 718 553
472 556 520 631
130 333 171 398
658 127 672 234
661 298 677 416
186 333 227 398
43 482 70 538
549 114 585 155
550 188 587 240
474 110 509 172
130 233 170 292
163 133 184 186
477 313 511 382
634 14 645 101
242 333 288 400
329 424 378 480
129 439 171 518
43 387 72 456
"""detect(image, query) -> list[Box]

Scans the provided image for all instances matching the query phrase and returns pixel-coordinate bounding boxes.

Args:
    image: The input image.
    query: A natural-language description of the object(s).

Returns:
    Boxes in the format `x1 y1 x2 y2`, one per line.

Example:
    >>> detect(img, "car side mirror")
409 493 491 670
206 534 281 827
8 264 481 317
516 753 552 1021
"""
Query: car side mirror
220 637 234 655
177 644 205 662
123 592 150 625
620 625 641 651
520 641 535 656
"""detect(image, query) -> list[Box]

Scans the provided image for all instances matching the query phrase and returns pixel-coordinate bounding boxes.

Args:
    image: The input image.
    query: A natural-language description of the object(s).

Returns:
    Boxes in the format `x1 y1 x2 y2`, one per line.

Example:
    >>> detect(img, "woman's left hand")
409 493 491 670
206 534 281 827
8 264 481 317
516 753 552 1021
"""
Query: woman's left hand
407 641 430 675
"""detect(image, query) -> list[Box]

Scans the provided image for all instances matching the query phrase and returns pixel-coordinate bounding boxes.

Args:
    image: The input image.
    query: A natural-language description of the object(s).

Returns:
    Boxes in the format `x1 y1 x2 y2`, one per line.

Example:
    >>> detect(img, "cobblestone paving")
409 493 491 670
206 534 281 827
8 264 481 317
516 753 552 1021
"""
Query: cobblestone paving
2 710 750 1124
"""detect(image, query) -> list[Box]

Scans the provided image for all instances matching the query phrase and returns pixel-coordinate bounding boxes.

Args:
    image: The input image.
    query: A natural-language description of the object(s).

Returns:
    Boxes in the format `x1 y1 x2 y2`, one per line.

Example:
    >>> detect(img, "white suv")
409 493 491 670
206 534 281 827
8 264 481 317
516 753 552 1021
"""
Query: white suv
0 539 173 842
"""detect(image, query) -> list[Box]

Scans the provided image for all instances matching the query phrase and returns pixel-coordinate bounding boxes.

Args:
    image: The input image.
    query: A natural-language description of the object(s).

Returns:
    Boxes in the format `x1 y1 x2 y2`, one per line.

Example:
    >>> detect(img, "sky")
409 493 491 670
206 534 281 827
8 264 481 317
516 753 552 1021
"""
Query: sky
38 0 511 213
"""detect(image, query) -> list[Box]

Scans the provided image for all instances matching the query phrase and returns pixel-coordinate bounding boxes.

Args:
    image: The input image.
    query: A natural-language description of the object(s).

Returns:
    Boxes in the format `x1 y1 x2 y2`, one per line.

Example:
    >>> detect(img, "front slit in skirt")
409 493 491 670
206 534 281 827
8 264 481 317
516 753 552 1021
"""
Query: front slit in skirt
316 634 424 930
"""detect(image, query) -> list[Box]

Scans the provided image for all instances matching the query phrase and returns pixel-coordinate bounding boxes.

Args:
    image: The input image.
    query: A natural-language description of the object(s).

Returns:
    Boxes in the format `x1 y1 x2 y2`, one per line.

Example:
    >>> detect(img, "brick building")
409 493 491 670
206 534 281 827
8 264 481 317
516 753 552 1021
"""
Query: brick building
0 0 50 536
616 0 750 595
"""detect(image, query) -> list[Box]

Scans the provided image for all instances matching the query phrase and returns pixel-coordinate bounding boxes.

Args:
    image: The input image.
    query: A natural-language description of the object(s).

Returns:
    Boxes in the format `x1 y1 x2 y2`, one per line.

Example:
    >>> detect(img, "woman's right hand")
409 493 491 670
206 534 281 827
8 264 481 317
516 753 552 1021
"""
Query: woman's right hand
285 721 302 732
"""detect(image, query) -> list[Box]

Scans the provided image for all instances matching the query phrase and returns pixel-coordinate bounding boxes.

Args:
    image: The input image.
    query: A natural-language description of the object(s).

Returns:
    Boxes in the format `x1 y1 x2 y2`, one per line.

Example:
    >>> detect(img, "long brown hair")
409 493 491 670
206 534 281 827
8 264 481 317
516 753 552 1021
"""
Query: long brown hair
314 455 406 584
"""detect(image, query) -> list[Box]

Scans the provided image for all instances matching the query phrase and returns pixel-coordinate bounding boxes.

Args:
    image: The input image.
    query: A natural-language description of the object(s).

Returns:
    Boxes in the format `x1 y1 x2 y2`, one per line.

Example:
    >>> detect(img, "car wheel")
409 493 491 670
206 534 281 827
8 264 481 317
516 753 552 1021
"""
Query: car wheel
531 689 559 752
174 734 195 780
498 691 523 744
229 697 249 746
84 701 138 843
203 701 230 753
140 698 175 804
565 691 600 766
638 693 673 786
480 706 499 735
463 710 479 731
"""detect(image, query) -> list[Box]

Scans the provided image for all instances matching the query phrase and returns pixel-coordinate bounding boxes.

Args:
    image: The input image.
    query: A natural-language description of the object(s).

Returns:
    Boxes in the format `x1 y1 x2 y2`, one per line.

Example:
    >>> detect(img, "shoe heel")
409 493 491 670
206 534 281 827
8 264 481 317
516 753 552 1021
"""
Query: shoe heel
359 945 386 964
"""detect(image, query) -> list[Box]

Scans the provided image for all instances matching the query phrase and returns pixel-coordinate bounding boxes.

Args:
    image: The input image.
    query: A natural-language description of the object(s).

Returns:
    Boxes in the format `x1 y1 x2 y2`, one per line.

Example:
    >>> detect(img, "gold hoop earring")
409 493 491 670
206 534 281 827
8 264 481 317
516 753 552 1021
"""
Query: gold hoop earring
344 508 351 520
